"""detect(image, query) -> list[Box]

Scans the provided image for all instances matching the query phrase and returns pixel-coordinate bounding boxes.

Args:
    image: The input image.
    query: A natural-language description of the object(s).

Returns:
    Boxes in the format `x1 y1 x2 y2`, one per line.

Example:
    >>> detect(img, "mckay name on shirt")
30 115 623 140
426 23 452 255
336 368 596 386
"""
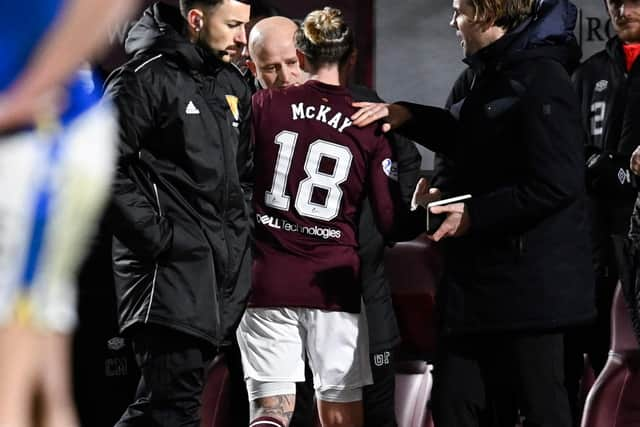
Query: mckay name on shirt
291 102 353 133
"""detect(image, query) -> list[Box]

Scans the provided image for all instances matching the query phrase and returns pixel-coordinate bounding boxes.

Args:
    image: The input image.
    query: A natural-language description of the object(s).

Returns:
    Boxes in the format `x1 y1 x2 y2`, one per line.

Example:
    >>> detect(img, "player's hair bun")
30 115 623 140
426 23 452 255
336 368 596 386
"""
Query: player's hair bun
296 7 354 66
302 7 346 45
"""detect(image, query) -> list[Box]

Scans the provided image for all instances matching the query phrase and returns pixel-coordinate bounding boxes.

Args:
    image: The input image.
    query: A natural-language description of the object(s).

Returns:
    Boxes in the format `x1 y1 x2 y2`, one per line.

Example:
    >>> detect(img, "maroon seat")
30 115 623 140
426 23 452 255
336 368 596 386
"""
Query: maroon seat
581 283 640 427
200 354 232 427
310 363 435 427
384 234 441 427
395 361 434 427
384 234 442 360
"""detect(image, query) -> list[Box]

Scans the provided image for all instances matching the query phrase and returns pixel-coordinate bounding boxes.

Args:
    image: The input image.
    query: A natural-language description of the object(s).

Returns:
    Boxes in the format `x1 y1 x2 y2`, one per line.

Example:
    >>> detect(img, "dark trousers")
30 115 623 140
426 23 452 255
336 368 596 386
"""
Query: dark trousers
432 332 571 427
291 349 397 427
364 350 397 427
114 326 214 427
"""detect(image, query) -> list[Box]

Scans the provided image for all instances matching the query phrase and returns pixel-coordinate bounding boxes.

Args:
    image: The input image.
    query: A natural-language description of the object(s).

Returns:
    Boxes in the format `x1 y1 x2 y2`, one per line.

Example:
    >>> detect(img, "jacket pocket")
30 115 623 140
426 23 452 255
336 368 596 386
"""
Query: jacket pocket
163 219 210 263
483 96 519 119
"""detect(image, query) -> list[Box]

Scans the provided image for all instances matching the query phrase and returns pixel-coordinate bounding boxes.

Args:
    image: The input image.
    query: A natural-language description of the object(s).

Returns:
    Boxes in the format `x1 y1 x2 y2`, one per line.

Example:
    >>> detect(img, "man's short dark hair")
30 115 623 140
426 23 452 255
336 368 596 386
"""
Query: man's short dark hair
179 0 251 18
249 0 279 20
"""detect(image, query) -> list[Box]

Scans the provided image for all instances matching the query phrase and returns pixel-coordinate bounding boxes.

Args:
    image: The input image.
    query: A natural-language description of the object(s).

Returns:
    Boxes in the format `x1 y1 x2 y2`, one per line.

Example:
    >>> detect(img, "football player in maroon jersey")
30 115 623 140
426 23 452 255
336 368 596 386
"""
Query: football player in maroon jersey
236 7 402 427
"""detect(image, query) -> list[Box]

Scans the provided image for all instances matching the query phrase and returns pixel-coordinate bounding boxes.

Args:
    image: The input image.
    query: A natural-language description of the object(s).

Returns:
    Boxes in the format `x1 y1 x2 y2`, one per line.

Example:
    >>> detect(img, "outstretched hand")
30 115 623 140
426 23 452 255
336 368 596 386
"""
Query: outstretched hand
351 102 412 132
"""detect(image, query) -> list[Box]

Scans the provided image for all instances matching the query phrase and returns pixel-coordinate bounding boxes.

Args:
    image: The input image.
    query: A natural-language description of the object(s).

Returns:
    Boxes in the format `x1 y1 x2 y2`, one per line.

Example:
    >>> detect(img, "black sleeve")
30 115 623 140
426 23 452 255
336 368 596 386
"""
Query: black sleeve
236 78 254 208
429 68 473 195
103 67 173 258
389 132 426 241
394 102 459 157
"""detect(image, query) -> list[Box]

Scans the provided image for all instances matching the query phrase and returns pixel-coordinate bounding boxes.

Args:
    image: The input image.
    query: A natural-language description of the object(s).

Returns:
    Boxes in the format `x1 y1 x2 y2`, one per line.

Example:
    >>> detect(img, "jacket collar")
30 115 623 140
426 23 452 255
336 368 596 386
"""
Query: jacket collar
125 2 225 74
463 0 580 73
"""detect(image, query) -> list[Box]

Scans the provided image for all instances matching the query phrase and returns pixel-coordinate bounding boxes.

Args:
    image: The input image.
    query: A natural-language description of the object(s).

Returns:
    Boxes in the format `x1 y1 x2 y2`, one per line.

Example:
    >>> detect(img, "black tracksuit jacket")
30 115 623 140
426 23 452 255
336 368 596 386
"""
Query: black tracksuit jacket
104 2 252 346
573 37 639 286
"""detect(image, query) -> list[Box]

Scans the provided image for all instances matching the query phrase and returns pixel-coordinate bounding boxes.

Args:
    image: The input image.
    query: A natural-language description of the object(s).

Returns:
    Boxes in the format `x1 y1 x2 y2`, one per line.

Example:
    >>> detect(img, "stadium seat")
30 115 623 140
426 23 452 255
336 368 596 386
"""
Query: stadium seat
201 354 233 427
395 361 434 427
581 283 640 427
384 234 442 361
384 234 441 427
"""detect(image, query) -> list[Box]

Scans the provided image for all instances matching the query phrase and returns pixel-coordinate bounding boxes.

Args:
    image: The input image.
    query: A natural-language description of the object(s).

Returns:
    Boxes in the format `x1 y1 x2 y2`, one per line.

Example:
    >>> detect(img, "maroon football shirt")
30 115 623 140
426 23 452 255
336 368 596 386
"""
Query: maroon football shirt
250 80 397 313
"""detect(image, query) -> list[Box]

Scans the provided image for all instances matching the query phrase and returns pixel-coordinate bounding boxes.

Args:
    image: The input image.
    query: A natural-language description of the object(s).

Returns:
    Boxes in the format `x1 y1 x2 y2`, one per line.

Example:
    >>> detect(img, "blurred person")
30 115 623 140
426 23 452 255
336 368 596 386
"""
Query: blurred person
246 15 421 427
569 0 640 423
236 7 413 427
351 0 595 425
103 1 253 426
0 0 136 426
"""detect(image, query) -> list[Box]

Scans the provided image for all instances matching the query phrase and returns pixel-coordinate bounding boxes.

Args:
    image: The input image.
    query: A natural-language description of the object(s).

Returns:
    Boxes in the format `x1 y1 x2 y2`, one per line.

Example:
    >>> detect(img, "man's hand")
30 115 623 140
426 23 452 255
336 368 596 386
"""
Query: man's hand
411 177 441 211
351 102 412 132
428 203 471 242
631 145 640 175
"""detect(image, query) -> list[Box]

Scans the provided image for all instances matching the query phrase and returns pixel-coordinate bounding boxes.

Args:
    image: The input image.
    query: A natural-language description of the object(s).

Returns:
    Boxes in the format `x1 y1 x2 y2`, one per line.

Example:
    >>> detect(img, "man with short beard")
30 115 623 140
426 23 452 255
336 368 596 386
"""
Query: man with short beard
570 2 640 423
104 1 253 425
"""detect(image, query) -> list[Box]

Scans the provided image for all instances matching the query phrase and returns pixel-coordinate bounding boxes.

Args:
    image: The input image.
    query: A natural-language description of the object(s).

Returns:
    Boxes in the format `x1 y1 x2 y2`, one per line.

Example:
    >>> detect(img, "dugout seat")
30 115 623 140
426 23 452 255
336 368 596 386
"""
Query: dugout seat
384 234 442 361
384 234 442 427
581 283 640 427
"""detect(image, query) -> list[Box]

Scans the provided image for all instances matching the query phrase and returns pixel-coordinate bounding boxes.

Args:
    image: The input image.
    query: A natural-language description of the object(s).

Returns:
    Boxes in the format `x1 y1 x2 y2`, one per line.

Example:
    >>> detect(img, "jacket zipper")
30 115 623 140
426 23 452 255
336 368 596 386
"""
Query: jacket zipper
217 121 230 340
202 77 228 340
207 244 222 337
145 182 162 323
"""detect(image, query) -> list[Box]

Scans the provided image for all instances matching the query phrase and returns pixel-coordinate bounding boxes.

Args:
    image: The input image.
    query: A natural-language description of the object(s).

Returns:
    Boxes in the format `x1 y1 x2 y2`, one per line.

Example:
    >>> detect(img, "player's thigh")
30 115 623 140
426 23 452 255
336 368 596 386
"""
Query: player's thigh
30 104 116 333
0 132 46 326
236 307 307 384
304 308 372 397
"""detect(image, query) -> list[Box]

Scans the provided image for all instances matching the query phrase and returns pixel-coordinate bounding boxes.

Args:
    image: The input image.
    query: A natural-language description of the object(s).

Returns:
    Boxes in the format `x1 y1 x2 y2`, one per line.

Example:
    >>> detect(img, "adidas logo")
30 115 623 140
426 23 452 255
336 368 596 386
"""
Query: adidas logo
185 101 200 115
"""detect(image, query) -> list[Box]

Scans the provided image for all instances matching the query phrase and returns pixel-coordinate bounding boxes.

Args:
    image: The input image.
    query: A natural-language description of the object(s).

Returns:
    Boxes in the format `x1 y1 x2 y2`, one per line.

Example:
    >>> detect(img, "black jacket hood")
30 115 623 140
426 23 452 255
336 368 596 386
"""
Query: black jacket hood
125 2 223 72
465 0 581 73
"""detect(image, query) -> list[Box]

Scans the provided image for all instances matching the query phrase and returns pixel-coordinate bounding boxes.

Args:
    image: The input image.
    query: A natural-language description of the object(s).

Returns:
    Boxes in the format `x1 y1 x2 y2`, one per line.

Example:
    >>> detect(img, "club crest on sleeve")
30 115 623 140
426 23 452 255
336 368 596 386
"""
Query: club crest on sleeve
382 158 398 181
225 95 240 121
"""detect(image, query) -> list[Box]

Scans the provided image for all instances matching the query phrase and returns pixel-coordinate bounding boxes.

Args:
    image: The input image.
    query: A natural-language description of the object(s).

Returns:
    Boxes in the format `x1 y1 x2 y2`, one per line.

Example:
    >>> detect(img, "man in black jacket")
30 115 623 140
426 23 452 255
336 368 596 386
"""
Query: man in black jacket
569 0 640 422
352 0 595 425
104 1 252 425
246 16 422 427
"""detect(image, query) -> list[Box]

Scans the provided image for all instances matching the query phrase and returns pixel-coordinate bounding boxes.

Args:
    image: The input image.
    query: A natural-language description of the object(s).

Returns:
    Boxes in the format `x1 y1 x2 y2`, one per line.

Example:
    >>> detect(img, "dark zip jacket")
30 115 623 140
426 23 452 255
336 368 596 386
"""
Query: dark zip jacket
394 0 595 335
104 2 252 346
573 37 638 250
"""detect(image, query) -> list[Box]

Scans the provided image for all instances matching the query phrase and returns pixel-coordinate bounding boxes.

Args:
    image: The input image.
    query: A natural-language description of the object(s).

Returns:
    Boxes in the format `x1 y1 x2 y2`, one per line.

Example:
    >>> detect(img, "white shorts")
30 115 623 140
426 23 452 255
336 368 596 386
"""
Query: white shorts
236 305 372 403
0 103 116 333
